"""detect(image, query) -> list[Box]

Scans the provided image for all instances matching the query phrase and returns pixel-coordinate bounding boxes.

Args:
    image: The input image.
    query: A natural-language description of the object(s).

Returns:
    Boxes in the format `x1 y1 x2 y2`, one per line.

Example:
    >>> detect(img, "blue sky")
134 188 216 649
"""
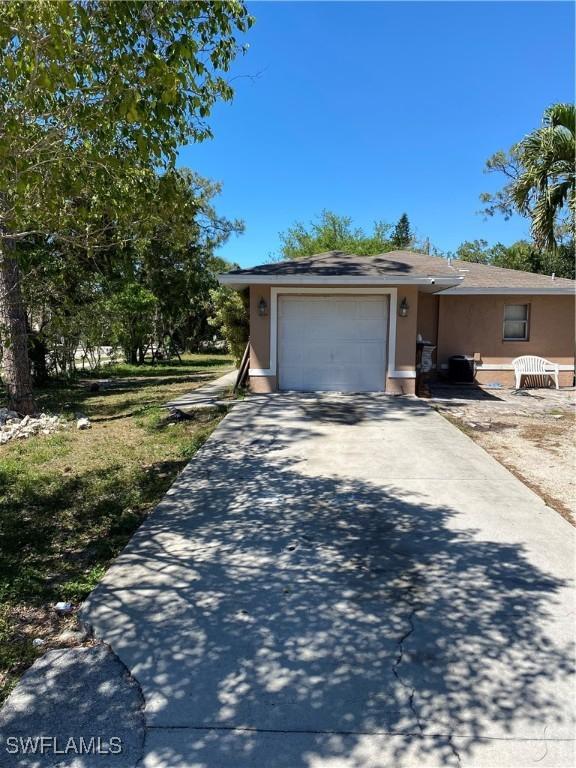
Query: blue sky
178 1 575 267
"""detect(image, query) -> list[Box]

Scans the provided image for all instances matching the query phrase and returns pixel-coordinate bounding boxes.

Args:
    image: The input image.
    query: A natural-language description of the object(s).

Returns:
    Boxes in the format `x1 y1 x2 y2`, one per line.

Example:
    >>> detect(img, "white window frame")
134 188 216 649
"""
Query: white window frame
503 304 530 341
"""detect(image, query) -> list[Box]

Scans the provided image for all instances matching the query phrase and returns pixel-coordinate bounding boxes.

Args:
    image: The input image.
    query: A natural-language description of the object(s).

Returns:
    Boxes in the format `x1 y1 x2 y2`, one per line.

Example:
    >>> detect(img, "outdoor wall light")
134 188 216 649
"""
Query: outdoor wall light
258 297 268 317
399 297 409 317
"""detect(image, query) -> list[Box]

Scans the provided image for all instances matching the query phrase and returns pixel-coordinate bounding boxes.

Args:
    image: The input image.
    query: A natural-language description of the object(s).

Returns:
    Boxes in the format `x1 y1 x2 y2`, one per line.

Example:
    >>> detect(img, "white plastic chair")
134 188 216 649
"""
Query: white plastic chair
512 356 559 390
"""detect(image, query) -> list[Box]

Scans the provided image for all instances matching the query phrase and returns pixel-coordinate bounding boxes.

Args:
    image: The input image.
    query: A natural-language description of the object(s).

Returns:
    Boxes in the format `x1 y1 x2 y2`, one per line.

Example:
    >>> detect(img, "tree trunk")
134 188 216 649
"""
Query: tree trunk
28 326 49 386
0 243 36 414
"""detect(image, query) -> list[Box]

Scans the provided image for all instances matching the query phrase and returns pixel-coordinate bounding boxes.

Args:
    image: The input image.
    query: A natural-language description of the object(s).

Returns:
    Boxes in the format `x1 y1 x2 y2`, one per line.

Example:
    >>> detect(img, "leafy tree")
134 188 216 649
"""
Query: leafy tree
456 238 574 279
128 169 243 358
391 213 413 248
0 0 252 413
20 168 243 375
496 240 575 279
481 103 575 250
279 211 393 260
106 283 158 365
492 241 540 273
455 239 505 264
209 286 249 363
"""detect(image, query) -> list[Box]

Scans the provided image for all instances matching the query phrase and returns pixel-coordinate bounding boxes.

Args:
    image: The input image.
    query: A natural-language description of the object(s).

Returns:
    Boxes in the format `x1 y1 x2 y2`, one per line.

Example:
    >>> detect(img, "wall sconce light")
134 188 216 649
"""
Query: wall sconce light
258 297 268 317
399 297 409 317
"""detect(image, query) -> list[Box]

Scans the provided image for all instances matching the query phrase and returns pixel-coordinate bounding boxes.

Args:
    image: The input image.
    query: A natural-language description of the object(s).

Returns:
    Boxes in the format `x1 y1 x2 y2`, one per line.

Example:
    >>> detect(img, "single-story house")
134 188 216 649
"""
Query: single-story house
219 250 576 394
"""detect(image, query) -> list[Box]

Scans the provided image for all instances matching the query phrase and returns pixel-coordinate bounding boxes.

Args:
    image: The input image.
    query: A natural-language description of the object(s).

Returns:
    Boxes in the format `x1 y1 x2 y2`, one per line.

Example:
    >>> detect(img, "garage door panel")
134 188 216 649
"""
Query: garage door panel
308 307 354 339
357 316 387 339
360 343 385 365
299 342 365 367
358 299 387 321
278 295 388 392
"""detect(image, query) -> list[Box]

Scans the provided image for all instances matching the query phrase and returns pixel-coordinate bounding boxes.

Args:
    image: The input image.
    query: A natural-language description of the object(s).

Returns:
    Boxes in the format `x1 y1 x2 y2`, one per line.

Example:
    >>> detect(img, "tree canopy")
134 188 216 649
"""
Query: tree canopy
391 213 413 249
279 211 395 260
0 0 253 243
454 238 574 279
20 167 244 378
0 0 252 412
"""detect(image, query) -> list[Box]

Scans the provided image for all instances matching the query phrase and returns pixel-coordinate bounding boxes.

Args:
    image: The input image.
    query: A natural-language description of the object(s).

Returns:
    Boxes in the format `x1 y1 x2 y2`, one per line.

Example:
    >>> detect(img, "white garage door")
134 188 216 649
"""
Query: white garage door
278 295 388 392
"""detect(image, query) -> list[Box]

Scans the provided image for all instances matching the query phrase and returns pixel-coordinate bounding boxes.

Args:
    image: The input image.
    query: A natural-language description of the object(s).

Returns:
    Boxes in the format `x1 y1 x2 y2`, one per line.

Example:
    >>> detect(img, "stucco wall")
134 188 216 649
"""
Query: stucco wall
247 284 420 393
437 294 575 386
417 292 439 345
394 286 419 373
437 294 574 363
249 285 271 370
250 374 277 393
247 288 575 392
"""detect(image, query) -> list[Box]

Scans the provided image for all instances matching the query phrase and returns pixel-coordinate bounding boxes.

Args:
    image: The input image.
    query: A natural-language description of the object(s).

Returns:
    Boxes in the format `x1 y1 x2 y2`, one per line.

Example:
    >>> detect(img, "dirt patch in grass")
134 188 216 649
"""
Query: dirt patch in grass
519 423 566 451
0 354 232 702
434 388 576 527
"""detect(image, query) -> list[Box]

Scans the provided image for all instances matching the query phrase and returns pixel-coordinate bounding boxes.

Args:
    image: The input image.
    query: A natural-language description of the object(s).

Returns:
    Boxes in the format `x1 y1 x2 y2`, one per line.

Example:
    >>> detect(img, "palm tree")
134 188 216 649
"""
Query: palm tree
511 103 575 250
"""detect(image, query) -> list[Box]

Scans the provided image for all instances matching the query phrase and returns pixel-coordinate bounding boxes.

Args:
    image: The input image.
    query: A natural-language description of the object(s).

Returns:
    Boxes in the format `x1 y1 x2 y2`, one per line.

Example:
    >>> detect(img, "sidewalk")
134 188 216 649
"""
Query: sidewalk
165 369 237 413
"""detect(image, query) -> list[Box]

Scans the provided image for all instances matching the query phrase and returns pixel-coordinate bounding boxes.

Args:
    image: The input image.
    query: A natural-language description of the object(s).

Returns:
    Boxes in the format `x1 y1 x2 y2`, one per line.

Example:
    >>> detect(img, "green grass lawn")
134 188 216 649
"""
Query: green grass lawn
0 353 234 702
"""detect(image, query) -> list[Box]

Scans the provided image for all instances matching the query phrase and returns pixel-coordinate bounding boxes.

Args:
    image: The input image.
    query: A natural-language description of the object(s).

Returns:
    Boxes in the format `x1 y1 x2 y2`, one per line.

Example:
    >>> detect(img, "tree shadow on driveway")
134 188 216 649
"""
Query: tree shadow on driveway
77 395 576 766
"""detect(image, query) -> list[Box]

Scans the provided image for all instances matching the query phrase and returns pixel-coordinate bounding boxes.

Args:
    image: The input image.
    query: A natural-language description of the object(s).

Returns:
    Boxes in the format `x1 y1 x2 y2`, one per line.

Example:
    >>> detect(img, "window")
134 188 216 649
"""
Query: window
503 304 529 341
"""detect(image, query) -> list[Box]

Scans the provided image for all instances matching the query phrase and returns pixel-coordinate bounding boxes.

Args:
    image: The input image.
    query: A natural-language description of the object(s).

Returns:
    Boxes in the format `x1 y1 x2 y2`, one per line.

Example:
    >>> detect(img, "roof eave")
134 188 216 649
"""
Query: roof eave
442 286 576 295
218 274 464 290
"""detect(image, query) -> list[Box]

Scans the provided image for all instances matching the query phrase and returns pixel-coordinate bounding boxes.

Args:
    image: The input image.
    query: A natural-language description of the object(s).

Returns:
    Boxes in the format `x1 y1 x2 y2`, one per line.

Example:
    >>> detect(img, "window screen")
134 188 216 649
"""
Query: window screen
503 304 529 340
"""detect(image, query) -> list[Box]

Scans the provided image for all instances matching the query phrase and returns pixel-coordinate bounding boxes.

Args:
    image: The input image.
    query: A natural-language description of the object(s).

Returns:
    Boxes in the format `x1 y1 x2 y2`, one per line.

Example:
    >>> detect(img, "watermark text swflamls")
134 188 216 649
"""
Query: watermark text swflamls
5 736 123 756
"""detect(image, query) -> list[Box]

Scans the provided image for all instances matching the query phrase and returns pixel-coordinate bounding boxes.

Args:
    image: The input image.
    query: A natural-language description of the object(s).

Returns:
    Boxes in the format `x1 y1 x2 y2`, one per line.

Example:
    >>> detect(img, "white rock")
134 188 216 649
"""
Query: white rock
76 417 91 430
54 601 74 615
0 411 64 444
32 638 46 647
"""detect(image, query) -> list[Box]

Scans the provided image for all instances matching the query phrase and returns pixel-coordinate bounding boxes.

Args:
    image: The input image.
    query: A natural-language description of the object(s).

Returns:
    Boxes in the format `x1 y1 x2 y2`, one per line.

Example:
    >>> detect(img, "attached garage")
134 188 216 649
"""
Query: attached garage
278 295 388 392
218 250 576 394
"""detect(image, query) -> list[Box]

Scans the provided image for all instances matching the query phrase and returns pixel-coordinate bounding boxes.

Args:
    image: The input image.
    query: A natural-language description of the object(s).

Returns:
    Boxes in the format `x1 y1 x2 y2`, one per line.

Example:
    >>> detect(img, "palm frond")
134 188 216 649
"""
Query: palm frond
543 103 576 136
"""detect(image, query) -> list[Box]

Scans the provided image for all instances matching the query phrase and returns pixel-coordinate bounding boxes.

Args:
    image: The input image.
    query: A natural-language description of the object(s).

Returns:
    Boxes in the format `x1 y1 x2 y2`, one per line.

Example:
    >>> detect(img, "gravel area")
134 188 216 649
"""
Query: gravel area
429 384 576 525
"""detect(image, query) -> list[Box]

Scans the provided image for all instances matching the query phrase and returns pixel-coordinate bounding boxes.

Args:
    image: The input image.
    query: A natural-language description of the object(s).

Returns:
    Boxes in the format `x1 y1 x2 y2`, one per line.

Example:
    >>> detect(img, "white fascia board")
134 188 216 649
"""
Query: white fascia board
218 274 463 288
442 286 576 295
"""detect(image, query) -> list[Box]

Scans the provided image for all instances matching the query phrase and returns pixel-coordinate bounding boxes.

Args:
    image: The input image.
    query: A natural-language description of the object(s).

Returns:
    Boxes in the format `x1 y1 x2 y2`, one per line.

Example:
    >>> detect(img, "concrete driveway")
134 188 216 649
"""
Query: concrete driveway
82 393 575 768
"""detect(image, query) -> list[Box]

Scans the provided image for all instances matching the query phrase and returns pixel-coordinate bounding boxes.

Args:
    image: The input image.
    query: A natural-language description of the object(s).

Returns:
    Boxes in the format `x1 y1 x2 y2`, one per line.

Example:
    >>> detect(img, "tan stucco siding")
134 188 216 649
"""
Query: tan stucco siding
417 293 439 345
386 377 416 395
437 294 575 386
249 285 271 370
250 374 277 393
389 286 418 395
394 286 418 372
437 294 575 364
248 288 575 391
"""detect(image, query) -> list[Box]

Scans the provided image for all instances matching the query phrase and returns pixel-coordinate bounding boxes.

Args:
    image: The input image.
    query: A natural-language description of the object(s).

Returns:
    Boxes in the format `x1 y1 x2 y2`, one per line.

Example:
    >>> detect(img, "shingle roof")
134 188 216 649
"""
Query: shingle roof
225 250 457 278
449 258 575 290
221 250 575 291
